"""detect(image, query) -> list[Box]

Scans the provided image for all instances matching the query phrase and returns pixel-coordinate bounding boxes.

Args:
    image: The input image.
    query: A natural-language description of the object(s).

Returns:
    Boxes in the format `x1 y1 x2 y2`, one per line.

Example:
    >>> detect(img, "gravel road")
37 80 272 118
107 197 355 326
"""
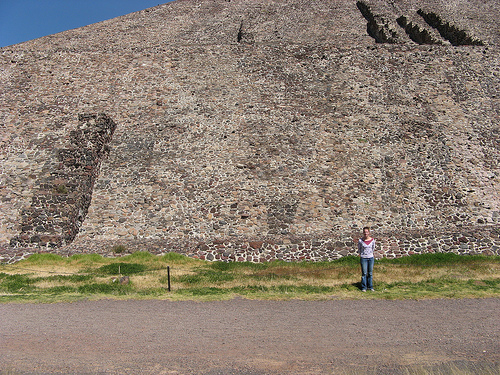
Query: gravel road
1 298 499 374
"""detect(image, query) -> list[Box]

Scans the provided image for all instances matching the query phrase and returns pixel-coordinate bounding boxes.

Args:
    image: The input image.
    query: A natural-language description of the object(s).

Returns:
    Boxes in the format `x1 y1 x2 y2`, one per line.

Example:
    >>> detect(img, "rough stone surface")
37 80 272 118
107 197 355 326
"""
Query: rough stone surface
9 113 116 248
0 0 499 262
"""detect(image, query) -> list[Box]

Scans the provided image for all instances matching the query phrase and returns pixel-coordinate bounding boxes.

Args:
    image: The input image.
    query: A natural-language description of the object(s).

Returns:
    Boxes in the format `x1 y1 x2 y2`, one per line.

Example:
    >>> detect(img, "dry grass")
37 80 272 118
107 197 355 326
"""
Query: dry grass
375 262 499 283
0 252 499 302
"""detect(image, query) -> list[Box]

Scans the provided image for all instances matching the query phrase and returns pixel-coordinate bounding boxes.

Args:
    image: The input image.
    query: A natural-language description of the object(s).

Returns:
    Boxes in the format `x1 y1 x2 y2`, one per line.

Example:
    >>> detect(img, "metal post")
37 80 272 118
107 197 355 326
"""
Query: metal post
167 266 171 292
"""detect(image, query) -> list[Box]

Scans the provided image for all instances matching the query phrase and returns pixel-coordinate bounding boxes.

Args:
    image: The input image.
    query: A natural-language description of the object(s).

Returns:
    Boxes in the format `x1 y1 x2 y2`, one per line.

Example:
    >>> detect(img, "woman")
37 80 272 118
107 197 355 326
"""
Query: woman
358 227 375 292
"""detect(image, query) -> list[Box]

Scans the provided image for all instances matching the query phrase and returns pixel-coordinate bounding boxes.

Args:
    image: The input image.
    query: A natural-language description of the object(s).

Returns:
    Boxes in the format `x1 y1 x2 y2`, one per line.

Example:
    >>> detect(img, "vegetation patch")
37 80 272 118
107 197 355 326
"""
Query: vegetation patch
111 244 127 254
95 262 148 276
0 252 498 303
77 283 131 295
0 274 36 293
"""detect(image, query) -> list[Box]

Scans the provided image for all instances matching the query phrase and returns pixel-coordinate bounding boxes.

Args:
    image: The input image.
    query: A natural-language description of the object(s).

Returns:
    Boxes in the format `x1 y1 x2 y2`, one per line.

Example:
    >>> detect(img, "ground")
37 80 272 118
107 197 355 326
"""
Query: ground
1 298 499 374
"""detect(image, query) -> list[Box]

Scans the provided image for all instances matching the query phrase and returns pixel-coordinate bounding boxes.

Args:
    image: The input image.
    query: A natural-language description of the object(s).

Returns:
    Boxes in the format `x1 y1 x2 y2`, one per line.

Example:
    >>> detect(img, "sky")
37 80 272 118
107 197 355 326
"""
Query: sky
0 0 174 48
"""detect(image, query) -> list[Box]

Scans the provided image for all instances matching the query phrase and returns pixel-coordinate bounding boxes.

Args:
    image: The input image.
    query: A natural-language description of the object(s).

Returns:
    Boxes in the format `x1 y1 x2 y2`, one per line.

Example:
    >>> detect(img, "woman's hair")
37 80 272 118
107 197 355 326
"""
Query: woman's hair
362 226 370 232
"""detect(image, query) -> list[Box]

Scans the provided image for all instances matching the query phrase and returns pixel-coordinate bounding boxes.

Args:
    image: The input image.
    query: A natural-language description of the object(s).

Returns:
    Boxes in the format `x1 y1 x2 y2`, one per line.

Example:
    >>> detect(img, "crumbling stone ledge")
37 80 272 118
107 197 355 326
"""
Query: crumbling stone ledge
396 16 442 45
417 9 484 46
356 1 400 44
9 114 116 249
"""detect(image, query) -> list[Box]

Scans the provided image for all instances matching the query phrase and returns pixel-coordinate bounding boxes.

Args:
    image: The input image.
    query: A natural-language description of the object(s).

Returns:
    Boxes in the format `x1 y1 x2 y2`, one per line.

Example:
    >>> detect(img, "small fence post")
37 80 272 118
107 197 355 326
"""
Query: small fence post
167 266 171 292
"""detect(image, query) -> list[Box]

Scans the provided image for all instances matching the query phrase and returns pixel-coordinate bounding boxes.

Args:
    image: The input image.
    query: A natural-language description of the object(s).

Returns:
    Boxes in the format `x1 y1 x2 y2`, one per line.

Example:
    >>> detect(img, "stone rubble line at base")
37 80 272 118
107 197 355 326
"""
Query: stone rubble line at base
1 228 499 264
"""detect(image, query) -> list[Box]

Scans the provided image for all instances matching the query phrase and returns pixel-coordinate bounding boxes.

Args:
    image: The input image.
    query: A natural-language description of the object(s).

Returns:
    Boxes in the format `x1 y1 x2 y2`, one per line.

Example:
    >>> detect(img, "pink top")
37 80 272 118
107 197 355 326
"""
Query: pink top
358 238 375 258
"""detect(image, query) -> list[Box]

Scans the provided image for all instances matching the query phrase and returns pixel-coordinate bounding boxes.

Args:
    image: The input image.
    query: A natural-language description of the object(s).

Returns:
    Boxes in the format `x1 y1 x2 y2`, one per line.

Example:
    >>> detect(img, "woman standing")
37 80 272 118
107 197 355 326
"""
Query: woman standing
358 227 375 292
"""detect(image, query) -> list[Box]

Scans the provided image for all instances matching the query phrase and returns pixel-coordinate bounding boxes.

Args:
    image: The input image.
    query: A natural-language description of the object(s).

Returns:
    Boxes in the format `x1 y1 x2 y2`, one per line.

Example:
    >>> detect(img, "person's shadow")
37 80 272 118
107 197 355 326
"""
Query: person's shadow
352 282 362 290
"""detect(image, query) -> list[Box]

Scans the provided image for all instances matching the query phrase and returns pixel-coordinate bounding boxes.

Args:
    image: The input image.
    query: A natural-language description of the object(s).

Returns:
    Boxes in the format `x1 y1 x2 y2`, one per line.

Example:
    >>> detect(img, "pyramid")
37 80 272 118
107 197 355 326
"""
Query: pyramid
1 0 499 262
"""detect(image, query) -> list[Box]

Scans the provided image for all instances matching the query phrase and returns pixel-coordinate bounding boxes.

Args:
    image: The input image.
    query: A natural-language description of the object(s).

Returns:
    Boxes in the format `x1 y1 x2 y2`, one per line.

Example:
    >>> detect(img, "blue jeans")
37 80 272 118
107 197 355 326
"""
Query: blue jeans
360 257 374 290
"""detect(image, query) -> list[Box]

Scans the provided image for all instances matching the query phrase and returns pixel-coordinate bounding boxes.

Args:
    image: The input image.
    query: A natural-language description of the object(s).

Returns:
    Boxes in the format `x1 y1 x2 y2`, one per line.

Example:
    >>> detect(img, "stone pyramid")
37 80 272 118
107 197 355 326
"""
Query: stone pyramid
1 0 499 262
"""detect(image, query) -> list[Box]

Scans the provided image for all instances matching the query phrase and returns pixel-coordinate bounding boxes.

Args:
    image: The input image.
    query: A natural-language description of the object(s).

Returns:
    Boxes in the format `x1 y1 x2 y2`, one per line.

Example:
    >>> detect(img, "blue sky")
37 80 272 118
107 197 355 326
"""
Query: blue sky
0 0 174 47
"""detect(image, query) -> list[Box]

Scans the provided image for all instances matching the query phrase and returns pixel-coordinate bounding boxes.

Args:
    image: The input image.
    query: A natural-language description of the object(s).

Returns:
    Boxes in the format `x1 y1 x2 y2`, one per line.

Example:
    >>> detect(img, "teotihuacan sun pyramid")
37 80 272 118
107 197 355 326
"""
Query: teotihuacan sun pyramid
1 0 499 262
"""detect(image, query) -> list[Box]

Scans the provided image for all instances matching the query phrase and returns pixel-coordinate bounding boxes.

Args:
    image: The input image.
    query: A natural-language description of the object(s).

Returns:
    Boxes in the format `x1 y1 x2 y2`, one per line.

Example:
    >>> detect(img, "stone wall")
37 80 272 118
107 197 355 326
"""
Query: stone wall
1 226 498 264
0 0 499 262
9 114 116 248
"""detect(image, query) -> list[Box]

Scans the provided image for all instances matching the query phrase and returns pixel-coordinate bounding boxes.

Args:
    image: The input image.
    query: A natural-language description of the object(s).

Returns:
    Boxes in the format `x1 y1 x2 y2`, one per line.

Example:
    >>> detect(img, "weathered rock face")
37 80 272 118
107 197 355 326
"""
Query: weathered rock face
9 114 116 248
0 0 499 261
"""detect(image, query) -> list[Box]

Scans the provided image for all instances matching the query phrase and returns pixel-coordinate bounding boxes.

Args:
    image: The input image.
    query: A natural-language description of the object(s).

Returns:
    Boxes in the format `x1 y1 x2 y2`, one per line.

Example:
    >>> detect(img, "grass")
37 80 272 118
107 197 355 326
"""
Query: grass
0 252 498 303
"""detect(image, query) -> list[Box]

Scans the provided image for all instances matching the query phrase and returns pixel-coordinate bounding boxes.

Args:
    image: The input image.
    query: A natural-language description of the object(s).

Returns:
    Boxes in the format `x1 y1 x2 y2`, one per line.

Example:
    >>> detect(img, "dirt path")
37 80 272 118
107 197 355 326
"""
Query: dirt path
1 298 499 374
